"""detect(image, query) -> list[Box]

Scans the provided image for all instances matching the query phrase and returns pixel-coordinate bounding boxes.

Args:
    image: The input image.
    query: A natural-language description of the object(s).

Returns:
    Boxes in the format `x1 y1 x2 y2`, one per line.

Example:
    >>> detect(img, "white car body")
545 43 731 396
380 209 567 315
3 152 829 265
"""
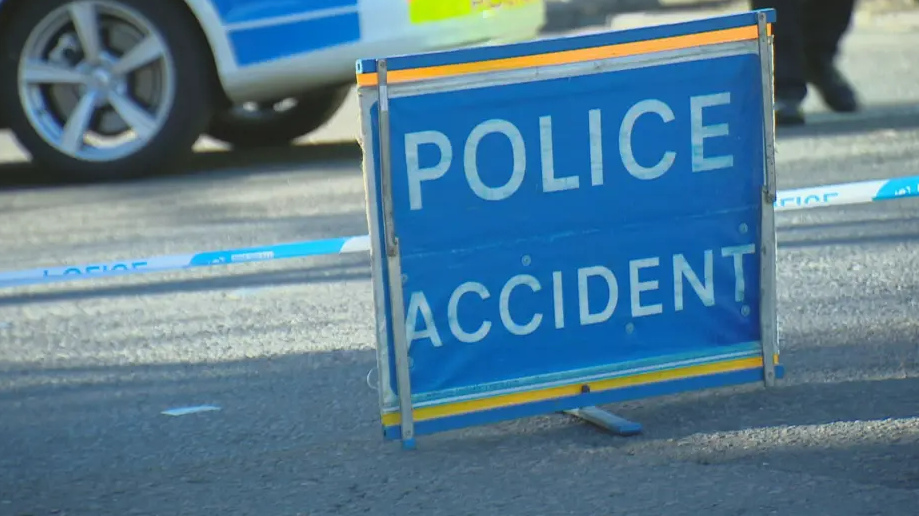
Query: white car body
0 0 547 109
187 0 548 103
0 0 546 180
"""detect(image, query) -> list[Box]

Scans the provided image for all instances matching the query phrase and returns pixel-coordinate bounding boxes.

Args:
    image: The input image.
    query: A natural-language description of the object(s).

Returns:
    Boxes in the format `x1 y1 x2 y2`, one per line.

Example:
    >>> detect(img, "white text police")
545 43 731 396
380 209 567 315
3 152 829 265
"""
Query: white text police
403 91 735 210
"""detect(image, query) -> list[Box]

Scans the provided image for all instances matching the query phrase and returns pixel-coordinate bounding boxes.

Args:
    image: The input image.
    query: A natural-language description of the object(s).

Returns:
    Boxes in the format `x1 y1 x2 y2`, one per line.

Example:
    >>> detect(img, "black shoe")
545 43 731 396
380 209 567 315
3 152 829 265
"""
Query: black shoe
806 60 859 113
775 98 805 126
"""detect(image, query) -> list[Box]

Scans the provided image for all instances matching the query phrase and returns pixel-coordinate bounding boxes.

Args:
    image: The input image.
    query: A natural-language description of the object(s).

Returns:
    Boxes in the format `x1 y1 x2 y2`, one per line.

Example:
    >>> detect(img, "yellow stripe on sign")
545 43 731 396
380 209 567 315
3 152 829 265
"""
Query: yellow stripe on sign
356 24 768 86
409 0 537 24
381 356 767 426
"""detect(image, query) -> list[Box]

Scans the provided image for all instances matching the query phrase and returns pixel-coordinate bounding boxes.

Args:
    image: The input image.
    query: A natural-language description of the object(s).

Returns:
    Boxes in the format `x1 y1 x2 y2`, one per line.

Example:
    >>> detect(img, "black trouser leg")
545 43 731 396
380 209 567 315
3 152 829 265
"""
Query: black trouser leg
801 0 856 70
799 0 859 111
752 0 807 102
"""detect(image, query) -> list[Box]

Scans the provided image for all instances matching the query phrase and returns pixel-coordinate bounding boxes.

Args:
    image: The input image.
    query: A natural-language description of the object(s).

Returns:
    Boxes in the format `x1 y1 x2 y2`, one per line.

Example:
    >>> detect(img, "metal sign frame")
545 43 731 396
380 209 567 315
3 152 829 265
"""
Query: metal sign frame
357 9 781 450
755 11 780 387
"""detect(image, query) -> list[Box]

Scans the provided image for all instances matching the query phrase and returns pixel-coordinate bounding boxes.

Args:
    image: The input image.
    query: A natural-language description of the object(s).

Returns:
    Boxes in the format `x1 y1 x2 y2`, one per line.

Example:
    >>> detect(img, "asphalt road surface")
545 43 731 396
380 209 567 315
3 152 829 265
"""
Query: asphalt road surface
2 7 919 516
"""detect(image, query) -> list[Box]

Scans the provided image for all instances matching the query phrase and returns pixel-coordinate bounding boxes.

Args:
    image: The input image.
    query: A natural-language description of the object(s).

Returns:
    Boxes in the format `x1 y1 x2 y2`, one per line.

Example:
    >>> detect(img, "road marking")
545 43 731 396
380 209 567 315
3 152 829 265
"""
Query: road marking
161 405 221 417
227 287 267 299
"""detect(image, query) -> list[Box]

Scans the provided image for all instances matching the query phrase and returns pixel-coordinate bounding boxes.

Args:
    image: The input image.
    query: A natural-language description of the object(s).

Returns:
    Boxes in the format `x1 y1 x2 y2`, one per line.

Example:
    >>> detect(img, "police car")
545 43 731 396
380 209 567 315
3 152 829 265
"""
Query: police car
0 0 546 181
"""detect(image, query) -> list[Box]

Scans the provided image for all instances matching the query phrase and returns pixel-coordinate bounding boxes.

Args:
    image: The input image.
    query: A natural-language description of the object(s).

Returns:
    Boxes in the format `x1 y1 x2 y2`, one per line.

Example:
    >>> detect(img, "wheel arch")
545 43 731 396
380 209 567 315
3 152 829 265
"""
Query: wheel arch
0 0 18 128
0 0 236 109
180 0 239 107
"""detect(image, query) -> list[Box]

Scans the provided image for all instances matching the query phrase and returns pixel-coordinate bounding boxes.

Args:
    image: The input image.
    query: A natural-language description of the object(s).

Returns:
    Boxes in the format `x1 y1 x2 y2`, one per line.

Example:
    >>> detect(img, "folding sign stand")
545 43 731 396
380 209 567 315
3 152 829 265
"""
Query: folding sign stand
358 9 780 450
374 59 419 450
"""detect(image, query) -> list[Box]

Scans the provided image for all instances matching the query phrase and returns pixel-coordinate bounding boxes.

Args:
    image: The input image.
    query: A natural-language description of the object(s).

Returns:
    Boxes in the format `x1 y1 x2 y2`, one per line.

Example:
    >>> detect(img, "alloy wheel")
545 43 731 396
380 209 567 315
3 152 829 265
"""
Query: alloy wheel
17 0 176 162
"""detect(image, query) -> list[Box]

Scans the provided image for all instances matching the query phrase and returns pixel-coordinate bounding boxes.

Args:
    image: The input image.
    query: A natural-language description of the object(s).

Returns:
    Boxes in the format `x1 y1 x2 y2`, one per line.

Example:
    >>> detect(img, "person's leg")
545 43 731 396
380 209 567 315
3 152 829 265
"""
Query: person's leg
801 0 859 112
752 0 807 125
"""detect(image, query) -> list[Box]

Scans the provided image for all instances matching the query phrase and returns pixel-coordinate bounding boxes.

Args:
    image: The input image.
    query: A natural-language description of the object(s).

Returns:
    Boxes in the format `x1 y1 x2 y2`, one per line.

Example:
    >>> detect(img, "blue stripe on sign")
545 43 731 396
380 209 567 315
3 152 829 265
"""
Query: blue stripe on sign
229 12 361 66
212 0 358 24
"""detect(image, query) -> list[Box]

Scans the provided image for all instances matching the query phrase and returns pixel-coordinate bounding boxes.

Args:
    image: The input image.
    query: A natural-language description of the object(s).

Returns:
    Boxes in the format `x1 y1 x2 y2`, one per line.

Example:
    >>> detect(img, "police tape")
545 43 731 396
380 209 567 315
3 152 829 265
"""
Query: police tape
775 174 919 211
0 235 371 289
1 174 918 290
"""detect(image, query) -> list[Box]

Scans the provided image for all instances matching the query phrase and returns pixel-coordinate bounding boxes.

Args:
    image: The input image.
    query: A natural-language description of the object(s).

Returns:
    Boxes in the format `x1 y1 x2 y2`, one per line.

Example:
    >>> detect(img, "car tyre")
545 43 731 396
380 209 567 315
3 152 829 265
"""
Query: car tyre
0 0 217 182
206 85 350 149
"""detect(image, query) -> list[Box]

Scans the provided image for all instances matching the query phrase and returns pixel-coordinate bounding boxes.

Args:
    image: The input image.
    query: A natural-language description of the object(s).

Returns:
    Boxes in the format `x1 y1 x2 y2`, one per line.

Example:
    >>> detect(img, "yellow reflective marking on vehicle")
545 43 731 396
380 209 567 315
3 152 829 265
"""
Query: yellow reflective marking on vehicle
408 0 536 24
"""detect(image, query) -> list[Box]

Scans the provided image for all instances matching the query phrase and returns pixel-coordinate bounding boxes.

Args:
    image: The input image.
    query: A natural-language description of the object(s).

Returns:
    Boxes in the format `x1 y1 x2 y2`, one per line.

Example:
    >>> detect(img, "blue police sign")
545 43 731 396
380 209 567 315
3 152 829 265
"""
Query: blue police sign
357 9 782 448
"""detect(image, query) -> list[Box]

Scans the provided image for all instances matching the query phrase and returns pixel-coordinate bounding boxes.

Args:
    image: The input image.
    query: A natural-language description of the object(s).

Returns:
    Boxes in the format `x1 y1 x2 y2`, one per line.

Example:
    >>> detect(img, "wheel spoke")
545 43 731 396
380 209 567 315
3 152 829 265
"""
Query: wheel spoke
110 35 165 75
69 1 103 63
60 91 99 153
21 59 89 84
108 92 157 139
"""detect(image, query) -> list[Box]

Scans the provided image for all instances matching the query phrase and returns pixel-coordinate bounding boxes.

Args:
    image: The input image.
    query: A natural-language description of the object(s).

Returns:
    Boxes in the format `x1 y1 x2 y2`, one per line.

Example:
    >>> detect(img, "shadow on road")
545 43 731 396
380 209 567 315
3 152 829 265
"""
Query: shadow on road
4 102 917 192
607 374 919 489
0 140 362 191
777 102 919 140
0 337 916 516
780 230 919 249
1 100 917 200
777 205 919 249
1 208 917 304
183 141 361 179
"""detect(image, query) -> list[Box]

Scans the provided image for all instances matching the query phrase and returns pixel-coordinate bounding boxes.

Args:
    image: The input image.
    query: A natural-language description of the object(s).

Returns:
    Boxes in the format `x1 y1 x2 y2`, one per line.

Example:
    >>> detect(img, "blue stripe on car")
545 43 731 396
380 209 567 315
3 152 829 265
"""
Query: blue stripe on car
228 11 361 66
211 0 358 25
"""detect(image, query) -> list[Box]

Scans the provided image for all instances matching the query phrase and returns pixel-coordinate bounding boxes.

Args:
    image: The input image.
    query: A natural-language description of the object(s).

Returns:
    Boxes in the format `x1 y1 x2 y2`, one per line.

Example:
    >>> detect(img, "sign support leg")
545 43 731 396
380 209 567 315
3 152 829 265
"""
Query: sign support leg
377 58 417 450
562 407 643 437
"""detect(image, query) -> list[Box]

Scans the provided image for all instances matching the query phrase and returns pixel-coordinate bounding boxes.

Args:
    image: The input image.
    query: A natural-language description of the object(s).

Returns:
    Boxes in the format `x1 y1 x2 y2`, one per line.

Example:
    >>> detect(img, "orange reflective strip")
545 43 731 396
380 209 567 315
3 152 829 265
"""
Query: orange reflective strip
380 356 766 426
356 24 768 87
